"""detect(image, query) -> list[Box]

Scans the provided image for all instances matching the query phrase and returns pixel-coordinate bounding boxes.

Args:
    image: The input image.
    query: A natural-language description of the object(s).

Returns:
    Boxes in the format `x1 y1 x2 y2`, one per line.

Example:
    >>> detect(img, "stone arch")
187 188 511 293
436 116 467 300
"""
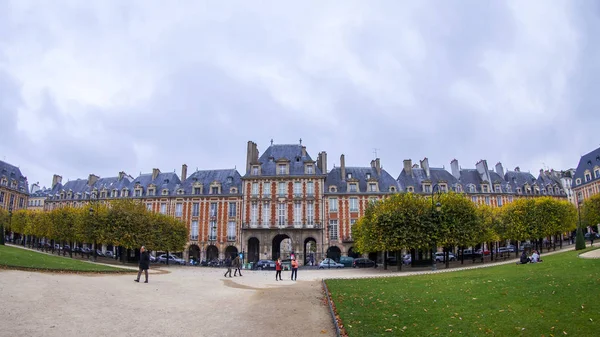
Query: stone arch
304 237 317 266
326 246 342 262
188 244 201 261
347 246 360 258
272 234 291 260
247 237 260 263
225 245 238 259
206 245 219 262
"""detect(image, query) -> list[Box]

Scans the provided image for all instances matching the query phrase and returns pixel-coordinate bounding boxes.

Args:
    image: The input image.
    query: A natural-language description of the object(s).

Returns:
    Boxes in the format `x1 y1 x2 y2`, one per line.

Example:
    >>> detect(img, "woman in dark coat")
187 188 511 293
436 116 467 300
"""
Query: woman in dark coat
135 246 150 283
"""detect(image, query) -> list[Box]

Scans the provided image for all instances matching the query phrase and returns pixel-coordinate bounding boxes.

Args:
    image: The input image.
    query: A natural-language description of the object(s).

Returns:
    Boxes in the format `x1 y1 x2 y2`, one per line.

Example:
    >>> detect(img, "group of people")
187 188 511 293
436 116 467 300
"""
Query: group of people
274 257 299 281
519 249 542 264
224 255 243 277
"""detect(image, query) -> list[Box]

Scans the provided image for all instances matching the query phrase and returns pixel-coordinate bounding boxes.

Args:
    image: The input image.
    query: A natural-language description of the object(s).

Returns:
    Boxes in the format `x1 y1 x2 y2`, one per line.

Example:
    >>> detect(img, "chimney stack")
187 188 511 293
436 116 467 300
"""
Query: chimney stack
403 159 413 176
495 162 504 177
317 151 328 174
152 168 161 180
88 174 99 187
52 174 62 188
515 166 520 172
450 159 460 179
118 171 125 181
420 157 430 178
181 164 188 182
30 182 40 194
301 146 307 157
375 158 381 176
246 141 259 174
340 154 346 180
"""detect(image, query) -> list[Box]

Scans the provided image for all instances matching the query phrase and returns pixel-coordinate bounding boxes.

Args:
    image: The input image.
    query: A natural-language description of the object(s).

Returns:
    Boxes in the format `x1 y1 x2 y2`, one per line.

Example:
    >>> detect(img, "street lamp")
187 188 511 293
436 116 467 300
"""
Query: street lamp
89 206 98 262
431 184 442 271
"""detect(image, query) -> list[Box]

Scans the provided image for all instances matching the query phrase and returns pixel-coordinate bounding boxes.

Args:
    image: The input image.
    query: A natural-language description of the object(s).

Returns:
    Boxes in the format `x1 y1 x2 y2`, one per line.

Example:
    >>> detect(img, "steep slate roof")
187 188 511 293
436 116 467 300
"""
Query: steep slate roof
0 160 29 194
505 170 538 193
572 146 600 188
96 175 134 191
130 171 181 197
397 167 458 193
536 171 565 195
181 169 242 195
326 166 399 193
48 174 134 200
250 144 323 176
30 187 51 198
457 169 511 193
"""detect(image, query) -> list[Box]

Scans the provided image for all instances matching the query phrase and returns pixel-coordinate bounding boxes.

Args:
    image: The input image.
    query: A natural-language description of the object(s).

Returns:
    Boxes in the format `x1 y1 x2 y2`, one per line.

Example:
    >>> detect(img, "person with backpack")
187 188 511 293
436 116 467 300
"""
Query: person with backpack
224 256 233 278
290 258 298 281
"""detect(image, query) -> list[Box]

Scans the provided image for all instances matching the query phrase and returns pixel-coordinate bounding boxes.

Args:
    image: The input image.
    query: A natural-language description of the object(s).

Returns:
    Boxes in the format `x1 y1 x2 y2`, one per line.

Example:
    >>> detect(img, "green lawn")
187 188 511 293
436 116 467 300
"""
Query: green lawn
326 248 600 336
0 245 130 273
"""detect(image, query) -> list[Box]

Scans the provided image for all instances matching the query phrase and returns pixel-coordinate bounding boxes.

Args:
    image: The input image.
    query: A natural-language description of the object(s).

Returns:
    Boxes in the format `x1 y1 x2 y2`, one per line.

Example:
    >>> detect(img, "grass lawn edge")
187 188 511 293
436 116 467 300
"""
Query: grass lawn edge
0 263 135 274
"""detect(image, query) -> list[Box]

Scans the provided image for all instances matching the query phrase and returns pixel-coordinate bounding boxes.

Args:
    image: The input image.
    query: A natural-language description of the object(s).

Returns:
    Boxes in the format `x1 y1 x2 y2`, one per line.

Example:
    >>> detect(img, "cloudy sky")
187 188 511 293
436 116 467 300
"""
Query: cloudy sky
1 0 599 188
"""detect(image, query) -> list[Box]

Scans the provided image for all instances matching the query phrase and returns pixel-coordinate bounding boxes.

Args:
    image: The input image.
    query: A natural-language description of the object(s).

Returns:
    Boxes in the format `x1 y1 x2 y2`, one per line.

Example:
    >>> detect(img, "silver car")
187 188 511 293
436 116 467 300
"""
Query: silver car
318 258 344 269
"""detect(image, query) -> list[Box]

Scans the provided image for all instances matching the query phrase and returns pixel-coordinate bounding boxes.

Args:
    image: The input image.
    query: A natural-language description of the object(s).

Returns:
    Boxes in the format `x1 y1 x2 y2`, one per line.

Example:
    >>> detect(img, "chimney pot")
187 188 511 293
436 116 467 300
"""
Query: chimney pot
181 164 188 182
152 168 161 180
340 154 346 180
403 159 413 176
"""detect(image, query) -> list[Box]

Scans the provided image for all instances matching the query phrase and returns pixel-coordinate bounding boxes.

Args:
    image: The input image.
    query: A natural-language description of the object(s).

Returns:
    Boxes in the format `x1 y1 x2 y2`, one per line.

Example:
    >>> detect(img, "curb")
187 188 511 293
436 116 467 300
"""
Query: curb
322 279 342 337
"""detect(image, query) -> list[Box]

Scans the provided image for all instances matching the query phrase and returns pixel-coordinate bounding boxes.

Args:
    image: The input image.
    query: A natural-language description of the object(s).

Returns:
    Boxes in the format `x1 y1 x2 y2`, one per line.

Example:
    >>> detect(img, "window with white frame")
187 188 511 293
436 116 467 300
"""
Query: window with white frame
575 178 581 185
175 203 183 217
516 187 522 194
485 196 490 205
278 182 286 196
497 196 503 207
495 185 501 193
278 202 286 226
210 202 218 217
595 168 600 178
306 201 314 225
135 189 141 197
262 201 270 226
147 203 152 211
349 183 357 192
160 203 167 214
307 165 314 174
307 181 314 196
471 196 477 203
191 221 199 241
468 185 475 193
349 197 358 211
423 184 431 193
329 220 338 240
482 185 489 193
148 188 155 196
228 202 236 217
585 171 592 182
350 219 357 239
251 202 258 225
278 164 286 174
193 187 201 195
329 198 338 212
506 185 512 192
263 182 271 197
294 201 302 225
252 166 259 175
192 203 199 216
294 182 301 196
440 185 447 193
252 182 258 196
209 221 217 241
369 183 377 192
227 221 236 241
508 196 513 203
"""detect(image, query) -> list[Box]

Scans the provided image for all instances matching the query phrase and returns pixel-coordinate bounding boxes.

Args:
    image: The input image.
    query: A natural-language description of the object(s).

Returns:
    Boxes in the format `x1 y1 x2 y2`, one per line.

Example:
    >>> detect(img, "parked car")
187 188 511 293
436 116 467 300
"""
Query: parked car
458 249 482 259
104 251 114 258
497 247 510 255
506 245 516 252
318 258 344 269
339 256 355 267
475 249 490 256
158 254 186 265
353 258 377 268
402 254 412 265
96 250 105 257
435 252 456 262
255 260 276 270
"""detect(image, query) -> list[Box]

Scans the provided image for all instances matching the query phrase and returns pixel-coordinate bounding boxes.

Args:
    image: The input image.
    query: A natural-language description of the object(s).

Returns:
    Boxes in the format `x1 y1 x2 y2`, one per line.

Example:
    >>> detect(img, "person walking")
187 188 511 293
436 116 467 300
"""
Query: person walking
224 256 233 278
233 255 243 276
134 246 150 283
290 258 298 281
275 257 283 281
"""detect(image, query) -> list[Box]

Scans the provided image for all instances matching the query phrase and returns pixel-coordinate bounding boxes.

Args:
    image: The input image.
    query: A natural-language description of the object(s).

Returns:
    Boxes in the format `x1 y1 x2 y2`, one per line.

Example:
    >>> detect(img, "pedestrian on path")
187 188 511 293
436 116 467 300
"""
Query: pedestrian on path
275 258 283 281
224 257 233 278
233 255 243 276
290 258 298 281
134 246 150 283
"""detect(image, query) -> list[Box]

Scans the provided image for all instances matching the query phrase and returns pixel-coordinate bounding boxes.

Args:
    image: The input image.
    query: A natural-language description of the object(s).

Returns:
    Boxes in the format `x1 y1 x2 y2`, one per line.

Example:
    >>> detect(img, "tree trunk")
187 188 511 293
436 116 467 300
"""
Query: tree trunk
396 250 401 272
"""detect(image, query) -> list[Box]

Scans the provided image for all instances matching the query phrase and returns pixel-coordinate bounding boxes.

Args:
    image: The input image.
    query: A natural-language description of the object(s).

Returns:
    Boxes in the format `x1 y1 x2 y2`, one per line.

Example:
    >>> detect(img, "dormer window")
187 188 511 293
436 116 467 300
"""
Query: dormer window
347 173 352 179
455 185 462 193
60 192 65 199
526 187 531 194
252 166 259 175
423 184 431 193
547 187 553 195
554 187 560 194
278 164 287 175
482 185 489 193
468 184 476 193
229 187 238 194
407 186 414 193
162 189 169 196
575 178 581 185
306 165 314 174
584 171 592 182
349 183 358 192
211 186 220 194
67 192 72 199
506 185 512 193
329 186 337 193
366 173 371 179
389 186 396 193
100 191 107 198
177 189 184 195
494 185 501 193
439 184 447 192
111 190 118 198
135 189 142 197
368 183 377 192
227 177 233 184
516 187 522 194
121 189 129 197
595 168 600 178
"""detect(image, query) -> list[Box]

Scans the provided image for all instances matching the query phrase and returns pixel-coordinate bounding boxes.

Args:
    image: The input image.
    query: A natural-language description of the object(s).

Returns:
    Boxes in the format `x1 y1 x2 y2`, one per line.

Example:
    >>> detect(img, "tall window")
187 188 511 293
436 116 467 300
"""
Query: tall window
294 182 302 196
211 186 219 194
307 165 314 174
252 166 259 175
278 202 286 226
192 203 199 216
585 172 591 182
227 221 236 241
263 182 271 197
482 185 489 193
329 220 338 240
329 198 338 212
251 202 258 225
209 221 217 241
595 168 600 178
307 201 314 225
294 201 302 225
228 202 236 217
278 182 286 196
252 182 258 196
210 202 218 217
423 185 431 193
349 184 357 192
193 187 201 195
279 164 286 174
369 183 377 192
175 203 183 217
307 181 314 196
160 203 167 214
262 201 270 227
0 191 3 203
191 221 199 241
350 219 357 239
135 189 141 197
146 203 152 211
349 197 358 211
485 196 490 205
471 196 477 203
497 196 503 207
508 196 514 203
